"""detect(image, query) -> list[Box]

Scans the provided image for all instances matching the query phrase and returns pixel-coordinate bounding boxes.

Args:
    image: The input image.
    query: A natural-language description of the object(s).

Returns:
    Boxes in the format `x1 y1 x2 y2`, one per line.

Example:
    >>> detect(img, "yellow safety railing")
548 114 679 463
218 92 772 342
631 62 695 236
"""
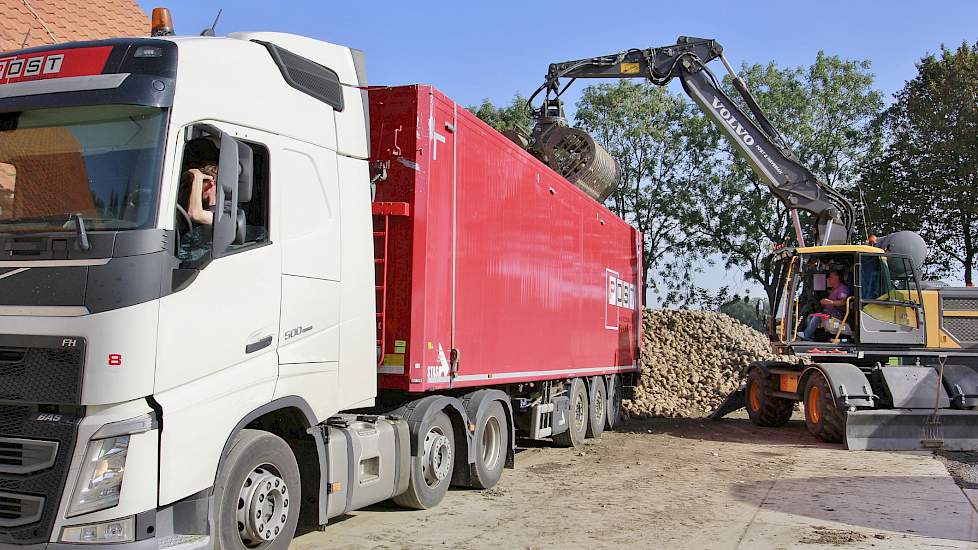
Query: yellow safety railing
831 296 855 344
781 257 797 342
792 295 800 342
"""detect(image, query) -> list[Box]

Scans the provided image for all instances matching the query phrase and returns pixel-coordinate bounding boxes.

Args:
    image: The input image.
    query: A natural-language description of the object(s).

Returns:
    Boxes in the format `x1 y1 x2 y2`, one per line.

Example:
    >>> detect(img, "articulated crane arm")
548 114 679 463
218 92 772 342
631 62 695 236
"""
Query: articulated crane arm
529 36 856 246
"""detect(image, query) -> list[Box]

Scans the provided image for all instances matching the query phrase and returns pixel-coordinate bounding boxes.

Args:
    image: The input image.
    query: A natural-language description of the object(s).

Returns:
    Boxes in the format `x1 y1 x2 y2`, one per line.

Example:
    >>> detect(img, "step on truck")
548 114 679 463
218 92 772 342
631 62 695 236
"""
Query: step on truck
0 11 641 549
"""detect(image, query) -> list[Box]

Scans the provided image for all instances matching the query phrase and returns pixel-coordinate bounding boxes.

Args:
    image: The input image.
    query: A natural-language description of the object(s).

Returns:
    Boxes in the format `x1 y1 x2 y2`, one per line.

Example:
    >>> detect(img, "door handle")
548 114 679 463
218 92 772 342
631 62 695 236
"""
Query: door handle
245 335 273 354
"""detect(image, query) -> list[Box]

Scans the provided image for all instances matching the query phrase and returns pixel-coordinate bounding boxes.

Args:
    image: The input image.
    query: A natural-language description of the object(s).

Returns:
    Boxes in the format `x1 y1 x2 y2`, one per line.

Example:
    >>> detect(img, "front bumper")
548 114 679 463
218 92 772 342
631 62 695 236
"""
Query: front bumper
17 540 158 550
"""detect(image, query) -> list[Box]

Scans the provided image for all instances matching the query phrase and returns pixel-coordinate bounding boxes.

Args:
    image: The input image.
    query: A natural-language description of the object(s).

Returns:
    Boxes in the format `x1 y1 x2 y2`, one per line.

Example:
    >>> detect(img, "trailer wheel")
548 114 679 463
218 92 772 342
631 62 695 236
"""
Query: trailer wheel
470 401 509 489
803 372 845 443
213 429 301 550
586 376 606 439
745 369 793 427
394 411 455 509
606 374 623 430
554 378 588 448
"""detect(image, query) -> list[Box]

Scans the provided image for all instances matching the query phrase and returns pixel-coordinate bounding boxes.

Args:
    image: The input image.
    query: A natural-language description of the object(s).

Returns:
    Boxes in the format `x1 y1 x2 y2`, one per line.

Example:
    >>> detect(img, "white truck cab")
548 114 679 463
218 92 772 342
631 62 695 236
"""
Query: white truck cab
0 31 384 548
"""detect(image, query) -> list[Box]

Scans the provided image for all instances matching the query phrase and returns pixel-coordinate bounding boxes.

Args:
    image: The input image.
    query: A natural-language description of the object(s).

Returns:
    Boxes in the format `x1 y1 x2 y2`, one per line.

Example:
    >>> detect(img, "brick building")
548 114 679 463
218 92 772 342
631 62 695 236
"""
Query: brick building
0 0 148 52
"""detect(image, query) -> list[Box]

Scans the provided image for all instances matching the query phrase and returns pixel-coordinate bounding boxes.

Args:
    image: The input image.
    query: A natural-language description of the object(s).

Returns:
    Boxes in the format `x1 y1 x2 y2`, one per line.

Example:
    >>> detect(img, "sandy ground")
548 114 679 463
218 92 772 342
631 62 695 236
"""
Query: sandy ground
291 413 978 550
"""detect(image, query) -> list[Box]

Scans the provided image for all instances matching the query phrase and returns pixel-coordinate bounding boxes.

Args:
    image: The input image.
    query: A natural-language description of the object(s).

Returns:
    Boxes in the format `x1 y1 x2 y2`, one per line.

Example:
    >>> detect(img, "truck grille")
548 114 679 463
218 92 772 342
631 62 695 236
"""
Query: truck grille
0 492 44 528
0 335 85 546
0 335 85 404
0 438 59 475
0 405 80 545
944 317 978 342
943 297 978 311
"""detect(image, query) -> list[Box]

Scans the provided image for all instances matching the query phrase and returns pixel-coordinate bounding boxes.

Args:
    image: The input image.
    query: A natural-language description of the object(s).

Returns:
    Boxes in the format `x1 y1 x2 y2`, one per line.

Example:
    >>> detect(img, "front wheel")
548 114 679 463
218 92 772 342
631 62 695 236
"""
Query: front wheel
213 429 301 550
803 372 845 443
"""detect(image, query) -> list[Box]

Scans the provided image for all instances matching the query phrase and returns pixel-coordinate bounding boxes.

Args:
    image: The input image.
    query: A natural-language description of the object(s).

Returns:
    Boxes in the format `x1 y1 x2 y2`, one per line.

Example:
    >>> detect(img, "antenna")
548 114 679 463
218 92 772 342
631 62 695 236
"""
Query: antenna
200 8 223 37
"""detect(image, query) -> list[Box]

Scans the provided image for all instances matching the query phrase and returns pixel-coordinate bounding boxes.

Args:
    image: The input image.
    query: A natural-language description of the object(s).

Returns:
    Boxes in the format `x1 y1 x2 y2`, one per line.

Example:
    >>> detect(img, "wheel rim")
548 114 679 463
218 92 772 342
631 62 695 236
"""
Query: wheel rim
481 416 501 471
748 380 761 412
593 386 606 424
422 425 452 487
808 384 822 424
236 464 289 547
573 389 587 431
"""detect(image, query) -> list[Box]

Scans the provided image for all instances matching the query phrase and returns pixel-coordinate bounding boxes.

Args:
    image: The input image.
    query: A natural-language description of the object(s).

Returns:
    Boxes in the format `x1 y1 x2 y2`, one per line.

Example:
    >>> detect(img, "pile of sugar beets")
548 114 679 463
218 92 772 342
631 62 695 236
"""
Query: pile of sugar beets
624 309 802 419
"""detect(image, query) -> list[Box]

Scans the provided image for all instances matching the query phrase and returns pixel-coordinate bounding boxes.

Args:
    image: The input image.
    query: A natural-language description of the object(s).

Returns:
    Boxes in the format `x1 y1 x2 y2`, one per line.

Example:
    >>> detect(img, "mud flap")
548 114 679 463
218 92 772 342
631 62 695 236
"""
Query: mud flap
845 409 978 451
708 384 746 420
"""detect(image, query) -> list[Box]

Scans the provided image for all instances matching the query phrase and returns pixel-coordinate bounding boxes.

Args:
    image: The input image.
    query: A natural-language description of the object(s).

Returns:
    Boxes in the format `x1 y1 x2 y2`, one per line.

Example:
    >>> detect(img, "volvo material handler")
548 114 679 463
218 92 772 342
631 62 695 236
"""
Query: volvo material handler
527 36 978 451
0 9 641 549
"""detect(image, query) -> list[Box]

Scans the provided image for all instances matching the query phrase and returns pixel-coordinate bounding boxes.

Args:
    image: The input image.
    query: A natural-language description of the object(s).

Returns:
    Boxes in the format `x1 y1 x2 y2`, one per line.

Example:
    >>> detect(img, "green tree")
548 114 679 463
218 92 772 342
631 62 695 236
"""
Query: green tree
691 52 884 304
467 93 531 135
575 80 720 305
860 41 978 284
719 295 768 331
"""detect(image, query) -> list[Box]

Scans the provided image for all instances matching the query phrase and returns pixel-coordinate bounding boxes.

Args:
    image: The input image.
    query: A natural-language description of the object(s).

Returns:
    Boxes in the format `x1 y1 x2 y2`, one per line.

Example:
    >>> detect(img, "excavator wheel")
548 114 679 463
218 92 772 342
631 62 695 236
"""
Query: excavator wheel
803 372 845 443
744 368 793 427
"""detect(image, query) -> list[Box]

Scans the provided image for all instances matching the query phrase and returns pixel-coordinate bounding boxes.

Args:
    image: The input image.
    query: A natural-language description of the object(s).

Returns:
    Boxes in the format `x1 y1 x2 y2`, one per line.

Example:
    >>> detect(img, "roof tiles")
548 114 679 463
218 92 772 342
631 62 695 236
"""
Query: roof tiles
0 0 148 53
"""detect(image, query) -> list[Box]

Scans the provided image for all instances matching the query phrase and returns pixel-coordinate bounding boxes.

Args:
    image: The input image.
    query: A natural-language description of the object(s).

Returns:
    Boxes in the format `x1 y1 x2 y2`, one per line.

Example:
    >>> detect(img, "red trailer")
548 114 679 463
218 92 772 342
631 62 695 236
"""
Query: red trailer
369 85 642 395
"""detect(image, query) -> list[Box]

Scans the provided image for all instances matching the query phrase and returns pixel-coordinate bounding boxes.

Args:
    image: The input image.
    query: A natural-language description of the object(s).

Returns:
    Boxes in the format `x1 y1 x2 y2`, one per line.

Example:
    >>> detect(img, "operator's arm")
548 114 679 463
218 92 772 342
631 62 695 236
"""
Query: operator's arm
185 169 214 225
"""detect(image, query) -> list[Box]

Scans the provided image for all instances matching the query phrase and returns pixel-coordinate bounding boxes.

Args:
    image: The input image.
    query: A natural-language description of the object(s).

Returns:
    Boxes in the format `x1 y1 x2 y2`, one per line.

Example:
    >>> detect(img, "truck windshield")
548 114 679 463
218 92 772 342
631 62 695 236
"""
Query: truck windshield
0 104 166 234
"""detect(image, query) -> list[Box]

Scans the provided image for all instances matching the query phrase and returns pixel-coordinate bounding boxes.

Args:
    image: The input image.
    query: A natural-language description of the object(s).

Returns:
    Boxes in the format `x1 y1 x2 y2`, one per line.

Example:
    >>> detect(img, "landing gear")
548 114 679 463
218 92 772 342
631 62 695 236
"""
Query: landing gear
745 368 793 427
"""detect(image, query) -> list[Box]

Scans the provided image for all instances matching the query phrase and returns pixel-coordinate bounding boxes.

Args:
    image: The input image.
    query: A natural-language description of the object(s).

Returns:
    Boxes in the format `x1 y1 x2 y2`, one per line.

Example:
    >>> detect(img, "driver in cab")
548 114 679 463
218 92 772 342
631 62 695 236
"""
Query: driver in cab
799 270 850 341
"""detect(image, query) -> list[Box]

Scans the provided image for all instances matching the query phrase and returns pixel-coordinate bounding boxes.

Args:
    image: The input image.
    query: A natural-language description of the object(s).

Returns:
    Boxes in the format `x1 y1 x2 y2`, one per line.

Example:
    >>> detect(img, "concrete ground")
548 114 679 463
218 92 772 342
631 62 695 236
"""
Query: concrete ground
291 414 978 549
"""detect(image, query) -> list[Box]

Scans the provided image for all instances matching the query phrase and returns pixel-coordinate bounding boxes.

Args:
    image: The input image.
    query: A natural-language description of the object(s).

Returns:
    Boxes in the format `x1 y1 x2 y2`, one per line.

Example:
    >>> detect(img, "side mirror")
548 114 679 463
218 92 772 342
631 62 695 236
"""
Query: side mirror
236 141 254 203
212 133 240 256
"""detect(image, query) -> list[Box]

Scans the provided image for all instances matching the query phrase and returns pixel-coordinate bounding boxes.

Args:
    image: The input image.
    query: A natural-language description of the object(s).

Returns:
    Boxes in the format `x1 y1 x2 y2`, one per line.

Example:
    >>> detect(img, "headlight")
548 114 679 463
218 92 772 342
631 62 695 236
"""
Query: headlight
60 516 134 544
68 435 130 517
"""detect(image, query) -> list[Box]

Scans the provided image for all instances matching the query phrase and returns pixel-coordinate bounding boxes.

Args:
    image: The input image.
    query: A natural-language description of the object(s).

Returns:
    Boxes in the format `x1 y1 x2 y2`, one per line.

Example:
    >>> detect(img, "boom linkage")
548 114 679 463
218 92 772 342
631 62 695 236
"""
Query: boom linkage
529 36 856 246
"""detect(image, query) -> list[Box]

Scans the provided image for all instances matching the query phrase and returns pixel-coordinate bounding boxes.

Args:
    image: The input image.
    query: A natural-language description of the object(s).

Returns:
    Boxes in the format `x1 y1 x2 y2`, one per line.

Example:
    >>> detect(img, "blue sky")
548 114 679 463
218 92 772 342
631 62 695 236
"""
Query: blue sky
141 0 978 301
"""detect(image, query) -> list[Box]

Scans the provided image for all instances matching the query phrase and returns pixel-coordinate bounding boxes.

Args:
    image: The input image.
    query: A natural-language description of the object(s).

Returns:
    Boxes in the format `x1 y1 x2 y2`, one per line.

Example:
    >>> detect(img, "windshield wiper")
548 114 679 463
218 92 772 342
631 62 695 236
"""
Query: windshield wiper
70 213 91 251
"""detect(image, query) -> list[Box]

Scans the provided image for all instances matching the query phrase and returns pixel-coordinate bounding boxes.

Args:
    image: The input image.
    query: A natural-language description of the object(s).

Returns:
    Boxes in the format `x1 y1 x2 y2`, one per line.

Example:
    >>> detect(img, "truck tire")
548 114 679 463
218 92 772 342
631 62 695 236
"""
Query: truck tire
470 401 508 489
586 376 606 439
803 372 845 443
553 378 588 448
393 411 455 509
212 429 301 550
606 374 623 430
745 368 793 427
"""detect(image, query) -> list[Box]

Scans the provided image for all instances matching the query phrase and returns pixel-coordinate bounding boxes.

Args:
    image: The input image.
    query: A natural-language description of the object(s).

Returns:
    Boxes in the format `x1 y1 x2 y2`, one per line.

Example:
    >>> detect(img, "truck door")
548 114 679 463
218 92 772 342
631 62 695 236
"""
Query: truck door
155 123 281 397
858 254 925 345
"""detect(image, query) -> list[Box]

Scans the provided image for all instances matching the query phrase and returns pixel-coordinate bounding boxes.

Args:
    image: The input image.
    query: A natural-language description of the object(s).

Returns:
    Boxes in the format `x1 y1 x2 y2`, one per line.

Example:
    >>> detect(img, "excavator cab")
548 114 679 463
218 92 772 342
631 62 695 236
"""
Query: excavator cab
771 246 927 349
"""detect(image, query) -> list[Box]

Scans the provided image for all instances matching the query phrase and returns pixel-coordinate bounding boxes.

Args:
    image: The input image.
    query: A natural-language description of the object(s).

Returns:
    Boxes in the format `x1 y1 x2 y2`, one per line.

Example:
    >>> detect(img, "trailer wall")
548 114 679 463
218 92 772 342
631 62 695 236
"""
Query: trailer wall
370 85 641 393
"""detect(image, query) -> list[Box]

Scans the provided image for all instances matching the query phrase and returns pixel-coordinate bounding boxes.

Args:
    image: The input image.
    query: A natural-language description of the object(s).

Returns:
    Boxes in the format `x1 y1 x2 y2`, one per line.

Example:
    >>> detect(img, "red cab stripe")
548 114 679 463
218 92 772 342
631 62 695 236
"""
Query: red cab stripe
0 46 113 85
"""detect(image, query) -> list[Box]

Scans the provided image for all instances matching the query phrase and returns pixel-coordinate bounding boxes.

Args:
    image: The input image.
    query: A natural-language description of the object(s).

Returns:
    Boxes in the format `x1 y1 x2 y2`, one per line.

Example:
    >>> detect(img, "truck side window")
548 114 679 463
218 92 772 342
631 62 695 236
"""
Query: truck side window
175 137 270 264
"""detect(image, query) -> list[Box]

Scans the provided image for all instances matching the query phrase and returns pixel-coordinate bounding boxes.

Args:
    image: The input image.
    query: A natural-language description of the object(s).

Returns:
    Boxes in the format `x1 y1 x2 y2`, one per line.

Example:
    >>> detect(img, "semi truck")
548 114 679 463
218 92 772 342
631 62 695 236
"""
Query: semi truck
0 12 641 550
